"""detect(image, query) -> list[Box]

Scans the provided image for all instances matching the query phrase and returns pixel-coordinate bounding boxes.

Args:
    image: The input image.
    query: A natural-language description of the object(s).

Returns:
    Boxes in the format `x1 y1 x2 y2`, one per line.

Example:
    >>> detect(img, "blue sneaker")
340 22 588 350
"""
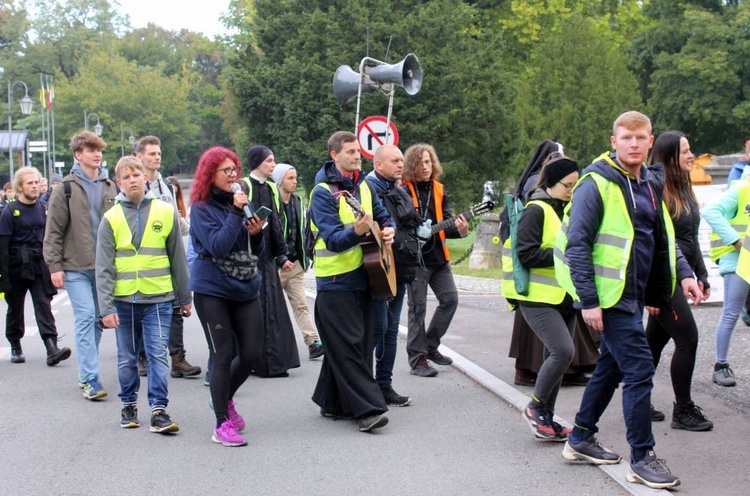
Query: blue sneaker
82 379 108 400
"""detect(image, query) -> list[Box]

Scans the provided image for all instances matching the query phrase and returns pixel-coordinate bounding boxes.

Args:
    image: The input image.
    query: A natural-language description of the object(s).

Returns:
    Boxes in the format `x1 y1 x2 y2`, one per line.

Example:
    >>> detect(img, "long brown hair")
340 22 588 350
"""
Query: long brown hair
650 131 697 217
166 176 187 218
402 144 443 183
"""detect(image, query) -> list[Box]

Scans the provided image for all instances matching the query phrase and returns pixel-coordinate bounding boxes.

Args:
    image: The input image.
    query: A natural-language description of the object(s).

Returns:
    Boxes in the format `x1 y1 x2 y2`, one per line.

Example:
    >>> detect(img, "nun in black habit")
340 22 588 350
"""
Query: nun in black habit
243 145 301 377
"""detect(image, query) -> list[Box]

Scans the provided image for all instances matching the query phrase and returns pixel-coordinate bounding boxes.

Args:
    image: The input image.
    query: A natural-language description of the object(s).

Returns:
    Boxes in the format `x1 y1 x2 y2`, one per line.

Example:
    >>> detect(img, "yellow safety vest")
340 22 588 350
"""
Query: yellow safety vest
554 166 676 308
708 181 750 262
310 182 372 277
501 200 566 304
243 177 281 213
737 224 750 283
105 199 175 297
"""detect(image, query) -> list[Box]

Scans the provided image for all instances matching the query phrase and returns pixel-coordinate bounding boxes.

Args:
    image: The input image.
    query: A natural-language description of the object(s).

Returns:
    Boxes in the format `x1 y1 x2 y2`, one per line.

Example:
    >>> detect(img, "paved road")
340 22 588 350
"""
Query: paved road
0 290 626 496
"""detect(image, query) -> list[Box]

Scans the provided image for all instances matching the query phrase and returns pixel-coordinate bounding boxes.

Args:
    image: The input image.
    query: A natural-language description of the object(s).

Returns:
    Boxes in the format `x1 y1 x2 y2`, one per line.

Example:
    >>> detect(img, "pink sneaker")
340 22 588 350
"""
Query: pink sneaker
212 419 247 447
228 399 246 432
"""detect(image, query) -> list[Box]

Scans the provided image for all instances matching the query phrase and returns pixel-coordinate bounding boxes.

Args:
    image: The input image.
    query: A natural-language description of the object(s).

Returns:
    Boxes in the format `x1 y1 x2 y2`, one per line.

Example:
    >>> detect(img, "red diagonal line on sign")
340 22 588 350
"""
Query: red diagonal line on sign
363 122 385 146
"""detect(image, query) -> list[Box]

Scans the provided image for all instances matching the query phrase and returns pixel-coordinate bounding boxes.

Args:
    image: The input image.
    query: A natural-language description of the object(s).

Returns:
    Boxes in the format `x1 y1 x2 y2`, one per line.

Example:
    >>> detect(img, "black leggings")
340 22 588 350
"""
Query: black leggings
645 287 699 406
194 293 263 426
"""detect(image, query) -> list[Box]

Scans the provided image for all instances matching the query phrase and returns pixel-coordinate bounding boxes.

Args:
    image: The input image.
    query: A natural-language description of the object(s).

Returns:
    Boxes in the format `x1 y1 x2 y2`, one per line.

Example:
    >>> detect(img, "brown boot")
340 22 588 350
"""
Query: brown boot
170 350 202 378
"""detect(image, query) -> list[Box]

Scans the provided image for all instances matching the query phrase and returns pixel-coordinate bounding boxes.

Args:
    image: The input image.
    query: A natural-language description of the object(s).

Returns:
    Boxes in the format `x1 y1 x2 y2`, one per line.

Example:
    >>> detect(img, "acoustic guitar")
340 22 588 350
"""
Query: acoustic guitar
342 192 397 299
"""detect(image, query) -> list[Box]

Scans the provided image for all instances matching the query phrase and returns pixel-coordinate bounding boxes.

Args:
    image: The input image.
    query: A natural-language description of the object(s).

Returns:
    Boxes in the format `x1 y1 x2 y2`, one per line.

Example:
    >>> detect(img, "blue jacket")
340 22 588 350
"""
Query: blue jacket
309 161 394 291
565 153 692 312
727 160 748 185
189 192 264 301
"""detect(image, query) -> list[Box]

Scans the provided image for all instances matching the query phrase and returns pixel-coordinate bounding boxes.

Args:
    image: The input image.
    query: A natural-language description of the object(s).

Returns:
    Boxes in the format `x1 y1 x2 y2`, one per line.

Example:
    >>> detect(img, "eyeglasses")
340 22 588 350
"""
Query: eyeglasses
558 181 575 191
216 167 239 177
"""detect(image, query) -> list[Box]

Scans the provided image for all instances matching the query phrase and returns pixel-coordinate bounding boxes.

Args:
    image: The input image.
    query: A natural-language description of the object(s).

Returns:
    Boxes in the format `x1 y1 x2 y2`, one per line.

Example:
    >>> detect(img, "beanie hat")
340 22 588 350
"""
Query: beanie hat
272 163 295 185
50 174 63 184
245 145 273 170
543 156 579 189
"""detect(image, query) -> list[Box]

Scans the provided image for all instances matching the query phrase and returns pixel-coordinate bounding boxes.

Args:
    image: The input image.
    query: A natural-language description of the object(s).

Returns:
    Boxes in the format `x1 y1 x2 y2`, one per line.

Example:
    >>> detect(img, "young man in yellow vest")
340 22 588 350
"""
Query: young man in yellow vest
96 156 191 433
401 144 469 377
554 111 702 489
308 131 395 432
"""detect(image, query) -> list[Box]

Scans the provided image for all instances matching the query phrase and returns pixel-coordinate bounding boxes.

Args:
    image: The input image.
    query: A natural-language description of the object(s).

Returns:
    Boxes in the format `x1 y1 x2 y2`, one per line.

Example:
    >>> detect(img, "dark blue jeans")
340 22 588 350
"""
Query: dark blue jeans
372 283 406 388
571 307 655 463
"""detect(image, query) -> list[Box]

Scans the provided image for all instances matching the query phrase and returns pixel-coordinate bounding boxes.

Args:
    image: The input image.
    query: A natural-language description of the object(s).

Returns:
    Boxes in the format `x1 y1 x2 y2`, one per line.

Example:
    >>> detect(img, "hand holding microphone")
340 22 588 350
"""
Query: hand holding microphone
231 182 254 220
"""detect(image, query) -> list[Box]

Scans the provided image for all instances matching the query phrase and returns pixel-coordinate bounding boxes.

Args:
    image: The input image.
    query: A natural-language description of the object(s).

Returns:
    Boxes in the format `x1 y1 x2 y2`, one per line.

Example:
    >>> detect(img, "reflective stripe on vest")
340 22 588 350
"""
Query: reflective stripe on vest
708 181 750 262
501 200 566 304
310 182 373 277
243 177 281 213
105 199 174 296
554 166 676 308
405 180 450 261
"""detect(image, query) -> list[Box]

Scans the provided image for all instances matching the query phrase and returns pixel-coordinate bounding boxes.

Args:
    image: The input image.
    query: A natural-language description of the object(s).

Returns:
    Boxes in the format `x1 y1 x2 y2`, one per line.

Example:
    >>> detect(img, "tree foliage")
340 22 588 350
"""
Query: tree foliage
516 12 641 166
225 0 521 209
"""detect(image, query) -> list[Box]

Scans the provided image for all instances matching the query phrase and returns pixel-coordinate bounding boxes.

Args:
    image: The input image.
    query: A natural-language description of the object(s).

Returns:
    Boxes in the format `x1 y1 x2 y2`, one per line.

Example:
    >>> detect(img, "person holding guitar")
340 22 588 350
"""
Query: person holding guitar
402 144 469 377
309 131 396 432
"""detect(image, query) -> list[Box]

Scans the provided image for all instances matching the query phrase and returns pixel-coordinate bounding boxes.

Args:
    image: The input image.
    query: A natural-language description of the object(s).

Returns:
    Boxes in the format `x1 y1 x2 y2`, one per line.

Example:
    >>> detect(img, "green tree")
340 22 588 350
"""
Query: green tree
225 0 520 209
52 50 201 172
516 13 641 166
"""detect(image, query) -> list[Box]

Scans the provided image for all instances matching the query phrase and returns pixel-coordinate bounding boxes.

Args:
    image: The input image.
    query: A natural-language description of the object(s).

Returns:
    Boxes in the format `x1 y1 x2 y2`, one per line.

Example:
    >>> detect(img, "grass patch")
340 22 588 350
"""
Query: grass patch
446 235 502 280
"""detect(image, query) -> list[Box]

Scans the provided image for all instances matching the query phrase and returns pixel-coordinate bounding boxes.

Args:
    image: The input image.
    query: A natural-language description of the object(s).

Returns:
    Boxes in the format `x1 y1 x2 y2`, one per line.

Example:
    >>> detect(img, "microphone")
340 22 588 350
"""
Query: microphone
230 182 254 220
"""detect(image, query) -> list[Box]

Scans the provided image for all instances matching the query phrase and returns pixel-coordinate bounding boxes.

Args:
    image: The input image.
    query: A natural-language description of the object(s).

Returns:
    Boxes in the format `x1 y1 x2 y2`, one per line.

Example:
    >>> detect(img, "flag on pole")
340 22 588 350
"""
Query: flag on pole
40 86 46 108
46 82 53 110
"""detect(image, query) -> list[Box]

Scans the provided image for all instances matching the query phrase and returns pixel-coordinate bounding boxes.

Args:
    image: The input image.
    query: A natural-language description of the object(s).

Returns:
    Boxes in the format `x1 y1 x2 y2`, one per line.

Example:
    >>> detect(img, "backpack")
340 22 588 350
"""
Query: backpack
303 183 341 265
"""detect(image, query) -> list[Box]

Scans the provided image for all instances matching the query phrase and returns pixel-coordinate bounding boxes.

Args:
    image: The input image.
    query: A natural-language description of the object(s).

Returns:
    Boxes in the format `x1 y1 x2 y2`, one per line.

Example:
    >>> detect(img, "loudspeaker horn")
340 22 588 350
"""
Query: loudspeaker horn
333 65 378 104
365 53 423 95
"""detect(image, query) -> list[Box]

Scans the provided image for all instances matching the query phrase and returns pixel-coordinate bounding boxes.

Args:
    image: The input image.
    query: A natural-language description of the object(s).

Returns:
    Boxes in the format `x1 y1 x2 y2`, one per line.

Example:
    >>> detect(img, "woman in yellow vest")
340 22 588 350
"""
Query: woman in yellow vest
644 131 713 430
701 154 750 388
504 153 579 441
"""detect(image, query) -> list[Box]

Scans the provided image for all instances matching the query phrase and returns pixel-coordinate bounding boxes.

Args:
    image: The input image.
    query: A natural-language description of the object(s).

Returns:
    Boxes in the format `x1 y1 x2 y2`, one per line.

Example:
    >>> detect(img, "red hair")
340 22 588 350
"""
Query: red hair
190 147 241 205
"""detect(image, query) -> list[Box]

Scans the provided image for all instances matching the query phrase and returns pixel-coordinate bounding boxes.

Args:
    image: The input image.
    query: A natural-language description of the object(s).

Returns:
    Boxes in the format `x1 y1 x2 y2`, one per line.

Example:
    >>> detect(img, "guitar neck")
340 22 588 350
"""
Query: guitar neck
430 210 476 235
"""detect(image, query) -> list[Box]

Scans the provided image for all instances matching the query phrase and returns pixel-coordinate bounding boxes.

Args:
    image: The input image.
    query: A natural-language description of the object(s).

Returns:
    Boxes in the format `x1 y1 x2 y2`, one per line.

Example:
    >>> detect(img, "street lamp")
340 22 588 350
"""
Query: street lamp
120 126 135 157
84 112 103 137
7 80 34 181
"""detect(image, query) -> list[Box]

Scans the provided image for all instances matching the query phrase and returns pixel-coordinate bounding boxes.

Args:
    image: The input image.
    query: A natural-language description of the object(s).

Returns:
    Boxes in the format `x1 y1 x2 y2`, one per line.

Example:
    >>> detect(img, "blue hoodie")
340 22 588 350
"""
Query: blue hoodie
309 161 394 292
564 152 692 312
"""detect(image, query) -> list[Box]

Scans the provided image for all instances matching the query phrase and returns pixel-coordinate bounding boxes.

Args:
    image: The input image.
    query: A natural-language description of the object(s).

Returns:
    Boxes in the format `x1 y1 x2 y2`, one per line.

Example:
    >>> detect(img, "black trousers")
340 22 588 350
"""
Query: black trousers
5 275 58 344
312 290 387 418
194 293 263 426
645 286 699 406
168 309 184 355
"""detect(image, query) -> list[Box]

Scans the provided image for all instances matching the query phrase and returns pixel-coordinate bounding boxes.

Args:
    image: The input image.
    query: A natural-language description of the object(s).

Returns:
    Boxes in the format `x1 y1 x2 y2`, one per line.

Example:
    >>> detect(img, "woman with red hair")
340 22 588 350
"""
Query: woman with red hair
189 147 265 447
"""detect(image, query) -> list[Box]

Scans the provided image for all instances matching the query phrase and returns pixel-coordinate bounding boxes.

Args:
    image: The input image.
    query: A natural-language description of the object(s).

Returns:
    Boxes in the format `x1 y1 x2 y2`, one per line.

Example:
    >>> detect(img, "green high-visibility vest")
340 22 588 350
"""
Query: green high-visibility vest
105 199 174 297
501 200 567 304
243 177 281 213
310 182 372 277
554 163 676 309
708 181 750 262
736 224 750 283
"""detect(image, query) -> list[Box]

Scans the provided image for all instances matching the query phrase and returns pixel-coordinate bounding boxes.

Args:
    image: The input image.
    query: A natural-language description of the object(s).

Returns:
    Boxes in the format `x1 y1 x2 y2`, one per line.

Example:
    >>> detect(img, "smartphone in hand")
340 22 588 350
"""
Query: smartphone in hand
255 206 272 220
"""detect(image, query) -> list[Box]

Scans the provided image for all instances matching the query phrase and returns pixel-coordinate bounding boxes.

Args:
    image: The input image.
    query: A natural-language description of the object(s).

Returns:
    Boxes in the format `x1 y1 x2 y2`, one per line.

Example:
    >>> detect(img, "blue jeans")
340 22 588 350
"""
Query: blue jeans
716 272 750 363
372 283 406 388
114 301 172 410
65 270 103 382
571 307 655 463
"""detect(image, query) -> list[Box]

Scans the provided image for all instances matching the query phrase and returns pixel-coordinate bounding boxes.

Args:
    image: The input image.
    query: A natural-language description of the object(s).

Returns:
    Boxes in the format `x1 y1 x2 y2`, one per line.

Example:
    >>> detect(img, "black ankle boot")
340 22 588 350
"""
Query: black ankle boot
44 337 71 366
10 342 25 363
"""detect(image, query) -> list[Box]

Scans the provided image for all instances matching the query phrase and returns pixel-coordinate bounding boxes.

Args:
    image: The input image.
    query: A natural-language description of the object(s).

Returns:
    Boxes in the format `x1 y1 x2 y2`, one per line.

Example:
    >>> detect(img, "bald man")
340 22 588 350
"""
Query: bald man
365 145 423 406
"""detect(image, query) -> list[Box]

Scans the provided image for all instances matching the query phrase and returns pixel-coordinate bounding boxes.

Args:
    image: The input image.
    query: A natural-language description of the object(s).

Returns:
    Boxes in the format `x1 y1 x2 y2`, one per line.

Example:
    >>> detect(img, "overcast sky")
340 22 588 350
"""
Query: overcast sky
117 0 231 39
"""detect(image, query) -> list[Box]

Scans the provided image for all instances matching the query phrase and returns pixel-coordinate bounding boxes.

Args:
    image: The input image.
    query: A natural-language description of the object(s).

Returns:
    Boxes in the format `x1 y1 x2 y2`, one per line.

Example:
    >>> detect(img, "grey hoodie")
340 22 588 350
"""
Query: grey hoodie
95 191 191 317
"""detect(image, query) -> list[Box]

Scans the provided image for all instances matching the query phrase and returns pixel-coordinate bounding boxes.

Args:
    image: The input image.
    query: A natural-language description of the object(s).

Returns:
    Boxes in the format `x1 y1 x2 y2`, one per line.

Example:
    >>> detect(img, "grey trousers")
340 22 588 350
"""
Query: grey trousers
406 263 458 368
519 304 576 411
